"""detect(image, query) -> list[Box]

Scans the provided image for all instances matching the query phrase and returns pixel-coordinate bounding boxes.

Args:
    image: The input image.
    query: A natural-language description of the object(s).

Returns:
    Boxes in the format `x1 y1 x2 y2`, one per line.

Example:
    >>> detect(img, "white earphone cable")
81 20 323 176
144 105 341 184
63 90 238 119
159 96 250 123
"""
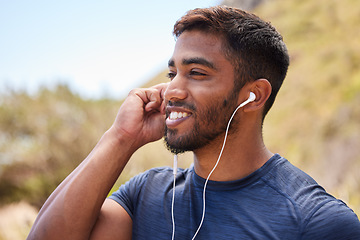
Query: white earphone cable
191 102 244 239
171 155 178 240
171 93 255 239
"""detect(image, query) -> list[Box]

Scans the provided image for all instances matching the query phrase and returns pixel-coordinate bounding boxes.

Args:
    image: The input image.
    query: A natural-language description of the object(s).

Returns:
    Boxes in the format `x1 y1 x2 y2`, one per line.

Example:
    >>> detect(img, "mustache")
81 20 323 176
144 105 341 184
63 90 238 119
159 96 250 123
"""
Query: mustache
166 100 196 112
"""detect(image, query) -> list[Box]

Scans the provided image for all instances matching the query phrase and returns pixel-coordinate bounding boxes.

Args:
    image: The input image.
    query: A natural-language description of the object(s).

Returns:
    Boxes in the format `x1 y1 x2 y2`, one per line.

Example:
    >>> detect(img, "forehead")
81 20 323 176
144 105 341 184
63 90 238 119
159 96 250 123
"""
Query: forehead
170 30 229 67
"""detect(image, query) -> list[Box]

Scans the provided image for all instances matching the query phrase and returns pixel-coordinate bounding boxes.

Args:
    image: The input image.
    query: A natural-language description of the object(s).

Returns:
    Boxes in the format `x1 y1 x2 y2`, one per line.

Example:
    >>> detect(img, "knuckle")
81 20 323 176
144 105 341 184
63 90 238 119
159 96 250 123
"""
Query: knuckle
128 88 141 95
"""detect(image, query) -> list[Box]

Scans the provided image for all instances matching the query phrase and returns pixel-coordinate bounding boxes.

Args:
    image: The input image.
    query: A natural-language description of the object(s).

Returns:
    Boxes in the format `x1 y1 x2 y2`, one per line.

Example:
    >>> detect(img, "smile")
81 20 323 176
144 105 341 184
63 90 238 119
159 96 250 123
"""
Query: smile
166 109 192 128
169 111 190 120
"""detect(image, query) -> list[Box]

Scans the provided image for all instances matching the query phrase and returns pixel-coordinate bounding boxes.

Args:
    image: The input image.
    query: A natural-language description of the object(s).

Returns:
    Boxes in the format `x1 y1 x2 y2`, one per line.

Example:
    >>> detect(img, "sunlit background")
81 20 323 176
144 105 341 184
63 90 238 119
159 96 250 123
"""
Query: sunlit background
0 0 220 99
1 0 360 239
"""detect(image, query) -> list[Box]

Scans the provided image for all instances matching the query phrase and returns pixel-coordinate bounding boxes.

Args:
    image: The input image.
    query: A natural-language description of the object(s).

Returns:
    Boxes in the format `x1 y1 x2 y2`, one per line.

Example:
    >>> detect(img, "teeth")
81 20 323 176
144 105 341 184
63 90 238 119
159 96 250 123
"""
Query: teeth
169 112 189 120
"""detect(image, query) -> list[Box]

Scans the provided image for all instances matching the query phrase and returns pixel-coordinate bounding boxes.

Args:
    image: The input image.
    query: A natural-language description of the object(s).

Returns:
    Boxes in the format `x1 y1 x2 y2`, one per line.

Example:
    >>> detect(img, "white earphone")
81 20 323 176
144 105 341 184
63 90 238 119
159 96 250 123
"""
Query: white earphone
171 92 256 240
238 91 256 108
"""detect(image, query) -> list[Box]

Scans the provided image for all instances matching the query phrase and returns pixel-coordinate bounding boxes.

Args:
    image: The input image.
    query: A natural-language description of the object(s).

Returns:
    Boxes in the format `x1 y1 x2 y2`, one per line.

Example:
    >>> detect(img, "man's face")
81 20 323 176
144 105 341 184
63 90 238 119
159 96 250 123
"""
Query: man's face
164 30 238 154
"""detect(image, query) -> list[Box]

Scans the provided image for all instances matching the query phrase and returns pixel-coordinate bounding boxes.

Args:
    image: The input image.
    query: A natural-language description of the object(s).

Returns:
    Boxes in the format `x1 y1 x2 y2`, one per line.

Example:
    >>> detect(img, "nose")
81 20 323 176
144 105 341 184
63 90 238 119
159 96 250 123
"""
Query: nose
164 75 188 102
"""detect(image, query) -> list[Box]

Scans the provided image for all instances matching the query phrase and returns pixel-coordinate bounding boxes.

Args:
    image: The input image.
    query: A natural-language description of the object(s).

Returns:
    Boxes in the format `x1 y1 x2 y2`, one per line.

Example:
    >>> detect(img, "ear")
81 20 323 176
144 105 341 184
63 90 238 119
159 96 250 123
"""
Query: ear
241 78 272 113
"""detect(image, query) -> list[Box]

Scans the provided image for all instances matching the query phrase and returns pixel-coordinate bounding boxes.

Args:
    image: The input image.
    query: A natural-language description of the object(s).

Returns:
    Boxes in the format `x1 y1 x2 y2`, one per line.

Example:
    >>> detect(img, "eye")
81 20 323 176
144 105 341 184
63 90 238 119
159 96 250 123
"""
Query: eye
190 70 206 76
166 72 176 80
189 70 208 80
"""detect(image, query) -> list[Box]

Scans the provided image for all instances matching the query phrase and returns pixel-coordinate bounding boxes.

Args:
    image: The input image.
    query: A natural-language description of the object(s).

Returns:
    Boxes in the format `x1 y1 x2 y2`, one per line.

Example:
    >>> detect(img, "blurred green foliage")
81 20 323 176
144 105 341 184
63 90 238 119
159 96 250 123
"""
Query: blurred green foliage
0 84 121 208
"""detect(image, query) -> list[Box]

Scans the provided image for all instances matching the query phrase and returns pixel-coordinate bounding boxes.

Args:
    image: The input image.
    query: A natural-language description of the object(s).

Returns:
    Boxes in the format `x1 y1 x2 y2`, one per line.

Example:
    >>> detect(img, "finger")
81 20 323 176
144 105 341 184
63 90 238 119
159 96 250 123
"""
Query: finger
132 89 157 106
144 89 163 112
150 83 168 113
151 83 168 100
131 84 167 112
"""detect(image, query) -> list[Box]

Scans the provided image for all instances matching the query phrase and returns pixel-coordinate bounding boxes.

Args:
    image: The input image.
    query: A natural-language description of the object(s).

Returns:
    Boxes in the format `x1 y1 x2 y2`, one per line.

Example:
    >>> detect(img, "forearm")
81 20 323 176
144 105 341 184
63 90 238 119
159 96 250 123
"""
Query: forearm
28 83 167 240
27 128 136 240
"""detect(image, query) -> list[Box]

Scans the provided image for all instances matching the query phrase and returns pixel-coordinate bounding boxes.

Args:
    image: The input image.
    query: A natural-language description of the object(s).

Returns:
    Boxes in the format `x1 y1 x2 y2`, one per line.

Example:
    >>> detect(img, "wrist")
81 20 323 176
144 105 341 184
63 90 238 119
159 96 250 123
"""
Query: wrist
104 125 140 156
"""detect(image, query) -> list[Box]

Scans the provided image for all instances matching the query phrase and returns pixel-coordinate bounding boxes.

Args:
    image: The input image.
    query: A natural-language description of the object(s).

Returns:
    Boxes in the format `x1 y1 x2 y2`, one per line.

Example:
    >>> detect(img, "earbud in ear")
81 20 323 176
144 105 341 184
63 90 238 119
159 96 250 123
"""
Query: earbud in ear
248 92 256 102
237 92 256 108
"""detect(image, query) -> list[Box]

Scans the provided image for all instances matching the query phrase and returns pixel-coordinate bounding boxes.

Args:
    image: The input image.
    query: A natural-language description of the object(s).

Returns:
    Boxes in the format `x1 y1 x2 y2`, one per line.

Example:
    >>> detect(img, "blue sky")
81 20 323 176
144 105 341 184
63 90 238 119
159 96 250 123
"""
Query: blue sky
0 0 221 99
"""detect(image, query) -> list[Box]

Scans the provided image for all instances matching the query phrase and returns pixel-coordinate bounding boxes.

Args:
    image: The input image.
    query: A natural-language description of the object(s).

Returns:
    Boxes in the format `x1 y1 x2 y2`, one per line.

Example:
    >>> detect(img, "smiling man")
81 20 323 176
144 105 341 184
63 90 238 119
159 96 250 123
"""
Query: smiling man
164 30 240 156
28 6 360 240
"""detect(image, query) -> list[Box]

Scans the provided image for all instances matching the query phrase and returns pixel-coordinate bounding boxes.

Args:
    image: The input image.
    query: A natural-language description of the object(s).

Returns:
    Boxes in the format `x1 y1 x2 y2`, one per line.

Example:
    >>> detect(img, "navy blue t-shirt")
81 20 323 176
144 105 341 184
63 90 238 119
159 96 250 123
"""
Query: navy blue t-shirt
110 154 360 239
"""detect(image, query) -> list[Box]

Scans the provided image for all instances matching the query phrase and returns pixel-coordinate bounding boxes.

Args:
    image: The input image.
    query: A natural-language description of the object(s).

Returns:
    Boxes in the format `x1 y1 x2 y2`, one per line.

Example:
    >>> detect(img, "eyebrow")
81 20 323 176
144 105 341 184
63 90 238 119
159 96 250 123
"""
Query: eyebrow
168 57 217 70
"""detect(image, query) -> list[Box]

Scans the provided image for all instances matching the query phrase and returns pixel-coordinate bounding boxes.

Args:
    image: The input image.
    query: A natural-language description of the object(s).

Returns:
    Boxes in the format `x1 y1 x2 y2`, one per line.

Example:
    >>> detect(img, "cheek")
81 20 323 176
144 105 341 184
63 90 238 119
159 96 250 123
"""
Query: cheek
196 98 232 126
210 87 239 113
189 82 237 122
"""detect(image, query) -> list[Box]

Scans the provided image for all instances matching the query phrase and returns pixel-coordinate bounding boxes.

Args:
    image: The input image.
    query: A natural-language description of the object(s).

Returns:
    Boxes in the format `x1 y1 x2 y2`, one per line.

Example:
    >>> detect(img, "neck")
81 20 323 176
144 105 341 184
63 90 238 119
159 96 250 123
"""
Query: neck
192 121 273 181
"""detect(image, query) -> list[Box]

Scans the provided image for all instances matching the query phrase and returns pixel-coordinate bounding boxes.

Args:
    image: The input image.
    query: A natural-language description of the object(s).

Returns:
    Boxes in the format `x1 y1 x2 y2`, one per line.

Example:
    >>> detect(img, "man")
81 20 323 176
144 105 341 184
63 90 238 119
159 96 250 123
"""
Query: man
28 6 360 239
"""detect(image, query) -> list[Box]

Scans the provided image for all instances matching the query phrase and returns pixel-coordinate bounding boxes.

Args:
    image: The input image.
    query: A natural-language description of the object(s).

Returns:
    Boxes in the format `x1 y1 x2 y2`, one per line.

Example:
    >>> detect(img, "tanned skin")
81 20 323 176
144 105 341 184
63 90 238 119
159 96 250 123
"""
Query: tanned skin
27 30 272 240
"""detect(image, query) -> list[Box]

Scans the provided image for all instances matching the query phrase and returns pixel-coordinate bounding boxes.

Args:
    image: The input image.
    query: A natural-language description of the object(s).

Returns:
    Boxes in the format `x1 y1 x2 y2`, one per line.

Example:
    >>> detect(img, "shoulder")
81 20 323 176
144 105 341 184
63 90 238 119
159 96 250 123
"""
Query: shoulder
301 200 360 239
262 156 338 212
261 155 360 238
260 155 325 203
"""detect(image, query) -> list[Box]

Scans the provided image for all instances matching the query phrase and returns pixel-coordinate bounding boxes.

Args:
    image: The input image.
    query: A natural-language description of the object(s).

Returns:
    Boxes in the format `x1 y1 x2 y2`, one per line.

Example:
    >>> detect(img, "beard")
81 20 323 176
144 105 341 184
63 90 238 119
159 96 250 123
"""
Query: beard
164 90 239 155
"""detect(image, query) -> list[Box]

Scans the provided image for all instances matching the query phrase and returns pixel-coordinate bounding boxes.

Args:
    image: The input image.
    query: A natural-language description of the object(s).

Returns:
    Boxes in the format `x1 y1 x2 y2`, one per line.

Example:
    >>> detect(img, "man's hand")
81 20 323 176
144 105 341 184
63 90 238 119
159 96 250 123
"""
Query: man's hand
27 83 169 240
111 83 168 150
